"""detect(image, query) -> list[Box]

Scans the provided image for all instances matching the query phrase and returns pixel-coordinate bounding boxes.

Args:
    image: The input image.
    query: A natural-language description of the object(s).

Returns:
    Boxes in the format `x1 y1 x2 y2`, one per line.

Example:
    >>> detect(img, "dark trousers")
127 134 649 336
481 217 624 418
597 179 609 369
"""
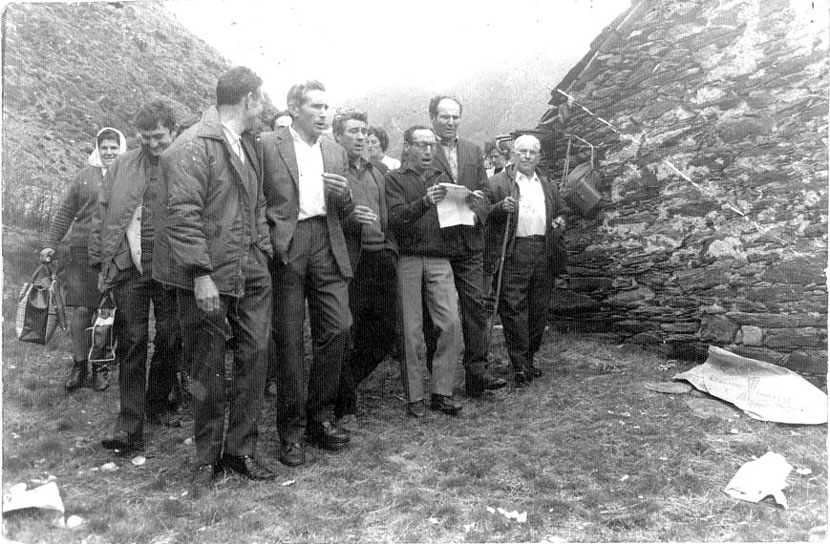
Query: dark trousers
335 248 399 418
110 263 178 437
273 217 352 443
498 237 552 372
425 251 490 385
179 245 271 466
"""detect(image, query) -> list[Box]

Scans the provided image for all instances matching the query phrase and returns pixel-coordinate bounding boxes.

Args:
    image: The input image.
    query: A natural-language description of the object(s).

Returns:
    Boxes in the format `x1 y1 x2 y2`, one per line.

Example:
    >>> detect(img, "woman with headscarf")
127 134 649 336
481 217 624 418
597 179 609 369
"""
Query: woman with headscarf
41 127 126 392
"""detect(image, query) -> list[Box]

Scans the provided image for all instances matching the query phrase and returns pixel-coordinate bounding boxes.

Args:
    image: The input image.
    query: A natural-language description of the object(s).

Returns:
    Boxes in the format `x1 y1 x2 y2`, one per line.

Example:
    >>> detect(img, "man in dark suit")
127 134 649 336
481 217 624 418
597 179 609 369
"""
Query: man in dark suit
486 134 566 386
425 95 507 398
262 80 354 467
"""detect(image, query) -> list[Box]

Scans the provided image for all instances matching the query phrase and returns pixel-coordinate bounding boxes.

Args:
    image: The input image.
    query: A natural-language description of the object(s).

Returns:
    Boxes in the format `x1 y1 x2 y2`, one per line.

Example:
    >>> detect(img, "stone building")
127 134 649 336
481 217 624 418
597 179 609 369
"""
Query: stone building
535 0 828 373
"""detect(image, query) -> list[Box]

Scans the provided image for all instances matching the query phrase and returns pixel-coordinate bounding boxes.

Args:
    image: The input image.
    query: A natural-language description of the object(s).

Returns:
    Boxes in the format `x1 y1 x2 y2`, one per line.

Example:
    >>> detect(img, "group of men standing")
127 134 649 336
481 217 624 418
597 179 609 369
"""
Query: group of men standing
44 65 566 495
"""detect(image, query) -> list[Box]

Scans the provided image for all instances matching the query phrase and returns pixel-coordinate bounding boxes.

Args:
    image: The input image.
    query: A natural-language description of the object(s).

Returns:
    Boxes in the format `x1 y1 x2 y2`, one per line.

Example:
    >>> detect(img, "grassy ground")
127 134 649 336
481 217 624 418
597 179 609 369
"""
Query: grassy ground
2 232 827 543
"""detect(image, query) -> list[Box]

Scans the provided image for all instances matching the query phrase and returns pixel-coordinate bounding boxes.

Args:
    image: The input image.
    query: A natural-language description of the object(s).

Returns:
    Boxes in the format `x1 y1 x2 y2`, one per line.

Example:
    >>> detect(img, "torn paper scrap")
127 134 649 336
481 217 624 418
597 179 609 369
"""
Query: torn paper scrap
673 346 828 424
436 183 475 227
2 481 65 514
724 452 793 509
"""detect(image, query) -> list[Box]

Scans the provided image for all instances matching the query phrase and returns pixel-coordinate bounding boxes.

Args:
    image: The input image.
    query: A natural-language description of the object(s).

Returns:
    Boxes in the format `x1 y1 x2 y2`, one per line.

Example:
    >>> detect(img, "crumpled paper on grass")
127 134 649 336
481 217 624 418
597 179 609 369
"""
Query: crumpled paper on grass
2 481 64 514
673 346 827 424
724 452 793 509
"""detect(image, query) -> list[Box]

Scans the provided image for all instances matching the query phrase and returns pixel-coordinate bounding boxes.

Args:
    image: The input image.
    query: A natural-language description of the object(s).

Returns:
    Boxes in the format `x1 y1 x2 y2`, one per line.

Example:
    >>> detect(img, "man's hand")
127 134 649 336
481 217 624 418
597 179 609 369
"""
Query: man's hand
40 247 55 263
466 190 487 215
424 184 447 207
194 274 221 315
500 196 519 214
322 173 350 202
350 205 378 225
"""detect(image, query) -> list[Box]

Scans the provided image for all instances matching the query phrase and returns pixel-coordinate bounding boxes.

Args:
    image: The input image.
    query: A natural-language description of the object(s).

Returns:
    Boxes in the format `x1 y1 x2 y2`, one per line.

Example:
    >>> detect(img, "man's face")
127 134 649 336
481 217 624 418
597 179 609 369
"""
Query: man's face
405 129 437 171
488 149 506 169
430 98 461 142
513 140 541 177
244 90 264 132
365 134 384 160
291 89 329 138
98 138 122 168
139 123 175 158
335 119 368 160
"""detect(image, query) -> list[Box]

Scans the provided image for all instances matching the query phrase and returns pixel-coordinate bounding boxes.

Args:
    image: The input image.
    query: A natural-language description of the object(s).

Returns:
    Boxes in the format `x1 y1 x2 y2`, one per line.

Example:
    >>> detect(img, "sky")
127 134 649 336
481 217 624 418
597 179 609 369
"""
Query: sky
166 0 633 108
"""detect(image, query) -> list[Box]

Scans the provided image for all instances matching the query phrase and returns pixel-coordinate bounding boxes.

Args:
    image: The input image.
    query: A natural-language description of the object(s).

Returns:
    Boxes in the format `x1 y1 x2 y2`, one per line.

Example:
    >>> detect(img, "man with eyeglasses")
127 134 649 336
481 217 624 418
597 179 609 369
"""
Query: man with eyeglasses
485 135 566 386
90 100 182 455
331 110 400 426
386 125 463 417
426 95 507 398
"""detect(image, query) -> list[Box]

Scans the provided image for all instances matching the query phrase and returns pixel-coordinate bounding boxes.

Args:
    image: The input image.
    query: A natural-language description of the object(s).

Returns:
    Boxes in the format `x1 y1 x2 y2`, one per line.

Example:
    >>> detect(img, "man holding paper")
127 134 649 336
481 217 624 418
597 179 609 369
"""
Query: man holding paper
427 95 506 398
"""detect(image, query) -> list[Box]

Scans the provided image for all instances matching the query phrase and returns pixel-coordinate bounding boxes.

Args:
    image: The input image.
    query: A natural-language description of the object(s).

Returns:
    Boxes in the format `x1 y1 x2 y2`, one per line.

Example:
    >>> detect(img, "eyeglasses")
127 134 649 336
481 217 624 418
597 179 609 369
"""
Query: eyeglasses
409 142 437 150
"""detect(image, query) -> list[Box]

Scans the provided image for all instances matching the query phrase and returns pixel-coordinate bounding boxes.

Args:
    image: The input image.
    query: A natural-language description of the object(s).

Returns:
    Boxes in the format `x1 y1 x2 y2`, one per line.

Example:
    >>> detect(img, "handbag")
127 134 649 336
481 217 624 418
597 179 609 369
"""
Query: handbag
88 292 117 364
15 263 67 344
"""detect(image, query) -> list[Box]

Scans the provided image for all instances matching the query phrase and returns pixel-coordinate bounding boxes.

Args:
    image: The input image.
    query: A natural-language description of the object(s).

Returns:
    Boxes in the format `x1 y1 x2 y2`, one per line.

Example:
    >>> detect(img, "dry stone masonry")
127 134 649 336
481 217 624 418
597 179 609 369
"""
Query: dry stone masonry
536 0 828 373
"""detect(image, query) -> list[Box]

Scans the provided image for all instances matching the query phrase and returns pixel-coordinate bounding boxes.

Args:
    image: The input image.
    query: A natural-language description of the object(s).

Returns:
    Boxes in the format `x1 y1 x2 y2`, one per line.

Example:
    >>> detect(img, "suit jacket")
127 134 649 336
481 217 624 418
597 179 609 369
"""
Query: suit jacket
431 137 489 254
261 128 354 279
484 164 566 275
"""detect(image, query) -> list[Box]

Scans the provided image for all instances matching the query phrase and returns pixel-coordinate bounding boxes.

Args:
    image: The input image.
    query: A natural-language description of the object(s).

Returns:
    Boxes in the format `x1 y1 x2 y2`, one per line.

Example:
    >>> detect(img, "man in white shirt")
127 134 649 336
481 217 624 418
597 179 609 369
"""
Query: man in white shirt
262 80 355 467
485 135 566 386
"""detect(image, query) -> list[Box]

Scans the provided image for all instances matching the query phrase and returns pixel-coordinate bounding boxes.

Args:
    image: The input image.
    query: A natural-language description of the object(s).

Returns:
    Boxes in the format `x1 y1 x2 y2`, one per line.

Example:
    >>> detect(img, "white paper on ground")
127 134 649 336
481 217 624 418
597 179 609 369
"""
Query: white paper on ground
672 346 828 424
436 183 475 227
2 481 65 514
724 451 793 509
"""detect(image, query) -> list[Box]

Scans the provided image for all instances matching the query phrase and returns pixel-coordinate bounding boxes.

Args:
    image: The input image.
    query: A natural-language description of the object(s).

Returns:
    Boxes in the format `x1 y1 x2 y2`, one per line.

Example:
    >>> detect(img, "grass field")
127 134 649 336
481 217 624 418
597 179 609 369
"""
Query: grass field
2 231 827 543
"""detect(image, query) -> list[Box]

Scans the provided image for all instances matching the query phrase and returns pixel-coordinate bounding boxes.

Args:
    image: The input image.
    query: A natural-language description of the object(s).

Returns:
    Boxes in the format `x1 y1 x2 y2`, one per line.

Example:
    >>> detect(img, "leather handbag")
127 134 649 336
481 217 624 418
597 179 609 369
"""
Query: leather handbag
88 292 117 364
15 263 67 344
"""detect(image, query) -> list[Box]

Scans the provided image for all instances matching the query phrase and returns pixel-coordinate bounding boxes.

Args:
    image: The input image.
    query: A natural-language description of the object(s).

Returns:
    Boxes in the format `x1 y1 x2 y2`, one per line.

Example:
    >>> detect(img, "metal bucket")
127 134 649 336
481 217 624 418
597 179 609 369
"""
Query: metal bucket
564 162 602 215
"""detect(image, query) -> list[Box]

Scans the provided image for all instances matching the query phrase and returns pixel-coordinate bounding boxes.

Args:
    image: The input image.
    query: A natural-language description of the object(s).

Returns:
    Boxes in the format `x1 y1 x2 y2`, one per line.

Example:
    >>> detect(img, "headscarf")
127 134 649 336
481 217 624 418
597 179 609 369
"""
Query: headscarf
87 127 127 172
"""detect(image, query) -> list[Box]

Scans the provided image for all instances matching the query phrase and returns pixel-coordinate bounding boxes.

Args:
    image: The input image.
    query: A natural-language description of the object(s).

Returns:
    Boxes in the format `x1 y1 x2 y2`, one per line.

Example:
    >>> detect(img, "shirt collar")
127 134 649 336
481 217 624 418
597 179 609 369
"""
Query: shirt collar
439 137 458 149
515 170 539 184
289 124 319 146
220 122 241 145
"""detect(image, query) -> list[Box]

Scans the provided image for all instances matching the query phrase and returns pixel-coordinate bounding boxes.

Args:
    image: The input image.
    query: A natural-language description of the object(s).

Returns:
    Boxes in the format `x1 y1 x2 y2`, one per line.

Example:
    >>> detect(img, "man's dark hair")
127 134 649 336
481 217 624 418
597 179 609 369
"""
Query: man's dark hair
403 125 433 144
428 95 463 118
368 126 389 151
216 66 263 107
332 110 368 137
97 129 121 147
286 80 326 110
135 100 177 131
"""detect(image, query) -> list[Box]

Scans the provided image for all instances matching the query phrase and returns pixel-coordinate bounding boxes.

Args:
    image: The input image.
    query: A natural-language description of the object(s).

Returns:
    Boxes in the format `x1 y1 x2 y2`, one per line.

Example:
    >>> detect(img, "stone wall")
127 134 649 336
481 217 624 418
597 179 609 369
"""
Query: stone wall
536 0 828 373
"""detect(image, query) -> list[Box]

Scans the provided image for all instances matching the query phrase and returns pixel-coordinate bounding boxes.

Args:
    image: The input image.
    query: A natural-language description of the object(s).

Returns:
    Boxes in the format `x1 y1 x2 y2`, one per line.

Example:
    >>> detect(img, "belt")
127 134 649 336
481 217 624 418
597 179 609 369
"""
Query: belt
516 235 545 242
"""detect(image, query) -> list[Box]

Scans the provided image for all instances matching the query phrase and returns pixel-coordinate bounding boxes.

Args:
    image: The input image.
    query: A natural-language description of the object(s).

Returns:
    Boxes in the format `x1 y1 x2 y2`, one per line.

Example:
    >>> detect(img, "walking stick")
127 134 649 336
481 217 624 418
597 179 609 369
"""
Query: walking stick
486 211 512 350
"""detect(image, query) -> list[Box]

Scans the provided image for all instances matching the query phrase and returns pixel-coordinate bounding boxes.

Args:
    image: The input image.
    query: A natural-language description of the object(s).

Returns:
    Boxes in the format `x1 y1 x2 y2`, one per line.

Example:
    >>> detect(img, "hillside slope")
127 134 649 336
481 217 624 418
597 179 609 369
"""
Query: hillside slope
2 1 231 228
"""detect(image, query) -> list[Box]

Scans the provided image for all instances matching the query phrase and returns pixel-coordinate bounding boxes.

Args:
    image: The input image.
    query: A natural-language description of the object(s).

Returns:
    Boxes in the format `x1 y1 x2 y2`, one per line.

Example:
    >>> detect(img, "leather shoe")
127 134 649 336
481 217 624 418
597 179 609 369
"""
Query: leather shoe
466 371 507 397
528 365 543 379
514 371 533 388
101 430 143 453
148 411 182 428
64 360 87 392
406 400 426 418
279 441 305 467
221 454 276 481
306 421 350 451
91 363 110 392
430 394 462 416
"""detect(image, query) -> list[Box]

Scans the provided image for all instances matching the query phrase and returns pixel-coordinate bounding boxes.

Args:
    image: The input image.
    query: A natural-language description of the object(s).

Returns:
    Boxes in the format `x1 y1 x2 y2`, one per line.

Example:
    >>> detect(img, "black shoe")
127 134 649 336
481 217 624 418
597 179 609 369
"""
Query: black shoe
101 430 143 453
406 400 426 418
91 363 110 392
148 411 183 428
528 365 543 379
514 371 532 388
65 360 88 392
221 454 276 481
430 394 462 416
466 372 507 397
306 421 350 451
190 463 221 498
279 441 305 467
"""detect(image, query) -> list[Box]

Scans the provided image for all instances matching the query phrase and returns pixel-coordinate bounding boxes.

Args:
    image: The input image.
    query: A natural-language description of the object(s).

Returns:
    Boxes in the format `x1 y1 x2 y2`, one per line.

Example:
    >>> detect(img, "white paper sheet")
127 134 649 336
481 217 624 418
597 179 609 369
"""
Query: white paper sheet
436 183 475 227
